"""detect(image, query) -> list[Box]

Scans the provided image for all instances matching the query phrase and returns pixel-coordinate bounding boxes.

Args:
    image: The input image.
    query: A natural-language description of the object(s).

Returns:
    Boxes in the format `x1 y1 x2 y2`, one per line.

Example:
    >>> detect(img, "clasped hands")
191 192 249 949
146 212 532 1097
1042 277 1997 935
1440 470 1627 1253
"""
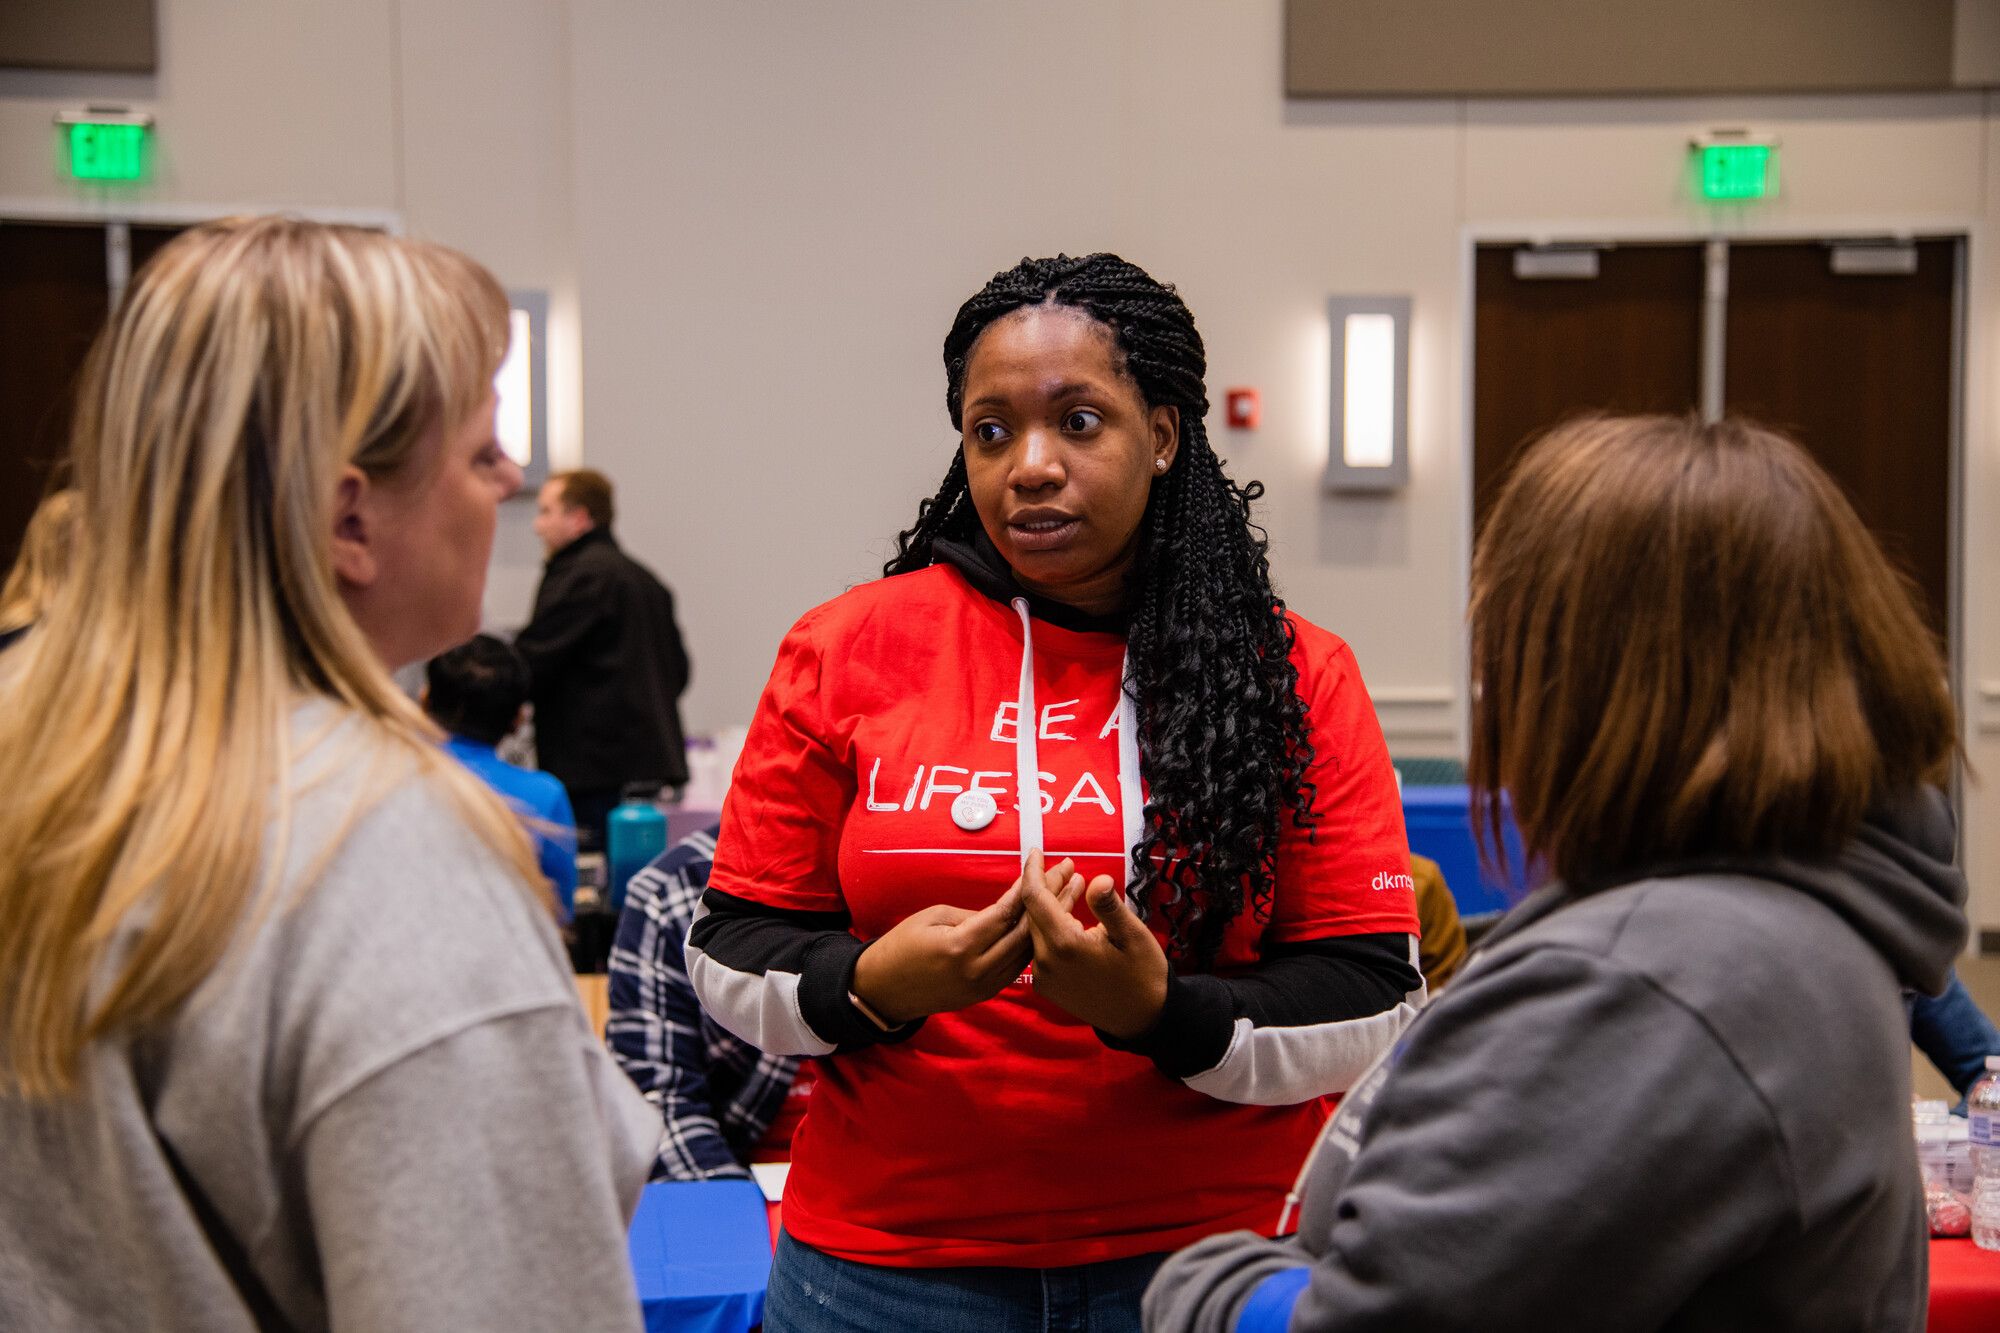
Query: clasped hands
849 850 1169 1041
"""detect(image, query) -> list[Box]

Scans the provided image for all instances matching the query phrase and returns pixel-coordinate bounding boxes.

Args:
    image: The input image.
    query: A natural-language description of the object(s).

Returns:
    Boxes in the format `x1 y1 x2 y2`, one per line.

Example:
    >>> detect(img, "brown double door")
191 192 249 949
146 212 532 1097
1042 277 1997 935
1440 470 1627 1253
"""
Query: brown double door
1473 238 1959 639
0 221 187 571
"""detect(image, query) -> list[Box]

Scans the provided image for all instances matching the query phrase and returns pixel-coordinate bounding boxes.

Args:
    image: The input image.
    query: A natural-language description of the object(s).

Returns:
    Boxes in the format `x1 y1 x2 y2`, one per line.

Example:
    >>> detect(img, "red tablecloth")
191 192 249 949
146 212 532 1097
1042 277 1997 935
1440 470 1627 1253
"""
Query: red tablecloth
1930 1239 2000 1333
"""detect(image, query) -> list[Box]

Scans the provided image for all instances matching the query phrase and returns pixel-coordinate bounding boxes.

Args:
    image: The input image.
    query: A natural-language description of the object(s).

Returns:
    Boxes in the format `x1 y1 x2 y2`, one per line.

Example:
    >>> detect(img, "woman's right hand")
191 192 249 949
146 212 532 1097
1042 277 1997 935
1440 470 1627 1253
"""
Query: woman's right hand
851 854 1083 1026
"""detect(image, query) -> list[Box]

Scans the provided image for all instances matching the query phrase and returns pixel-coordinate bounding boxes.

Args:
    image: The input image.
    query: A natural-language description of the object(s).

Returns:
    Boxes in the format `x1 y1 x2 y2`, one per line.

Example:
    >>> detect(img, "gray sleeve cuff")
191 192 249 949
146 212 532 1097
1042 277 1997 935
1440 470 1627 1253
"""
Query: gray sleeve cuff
1142 1230 1311 1333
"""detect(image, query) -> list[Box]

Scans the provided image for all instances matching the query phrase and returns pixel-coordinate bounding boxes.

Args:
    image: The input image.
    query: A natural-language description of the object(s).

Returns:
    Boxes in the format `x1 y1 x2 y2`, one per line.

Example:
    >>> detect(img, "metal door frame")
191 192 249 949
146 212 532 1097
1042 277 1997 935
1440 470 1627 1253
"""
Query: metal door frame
0 197 401 231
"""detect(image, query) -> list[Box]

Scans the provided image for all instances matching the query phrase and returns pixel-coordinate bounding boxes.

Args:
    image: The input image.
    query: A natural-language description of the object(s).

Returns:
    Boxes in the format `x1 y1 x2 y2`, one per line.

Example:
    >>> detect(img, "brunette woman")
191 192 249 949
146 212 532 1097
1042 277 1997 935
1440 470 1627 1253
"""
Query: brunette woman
0 218 656 1331
689 254 1423 1332
1147 415 1965 1333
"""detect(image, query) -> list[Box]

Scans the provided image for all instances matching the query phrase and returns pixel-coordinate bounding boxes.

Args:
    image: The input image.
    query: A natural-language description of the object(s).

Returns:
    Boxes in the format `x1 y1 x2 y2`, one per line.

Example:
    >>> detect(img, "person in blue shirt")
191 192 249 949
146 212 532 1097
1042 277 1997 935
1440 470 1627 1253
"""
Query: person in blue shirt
425 634 578 920
1913 969 2000 1113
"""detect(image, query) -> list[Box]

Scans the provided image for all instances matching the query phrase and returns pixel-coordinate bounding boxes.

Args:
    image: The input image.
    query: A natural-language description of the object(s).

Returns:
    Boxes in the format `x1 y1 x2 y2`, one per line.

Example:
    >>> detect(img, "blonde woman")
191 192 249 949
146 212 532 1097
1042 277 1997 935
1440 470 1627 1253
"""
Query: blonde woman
0 218 656 1331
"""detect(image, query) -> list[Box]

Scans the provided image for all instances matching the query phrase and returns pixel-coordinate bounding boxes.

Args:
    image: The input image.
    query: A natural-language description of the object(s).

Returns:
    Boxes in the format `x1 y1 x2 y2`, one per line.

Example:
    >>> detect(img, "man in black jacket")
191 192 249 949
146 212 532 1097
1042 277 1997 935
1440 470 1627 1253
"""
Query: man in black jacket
517 469 689 844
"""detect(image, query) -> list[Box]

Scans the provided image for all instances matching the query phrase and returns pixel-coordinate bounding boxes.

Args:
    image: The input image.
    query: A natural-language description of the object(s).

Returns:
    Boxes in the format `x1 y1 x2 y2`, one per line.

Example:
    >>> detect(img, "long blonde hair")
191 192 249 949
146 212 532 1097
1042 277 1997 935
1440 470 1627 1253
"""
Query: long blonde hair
0 488 79 635
0 216 545 1098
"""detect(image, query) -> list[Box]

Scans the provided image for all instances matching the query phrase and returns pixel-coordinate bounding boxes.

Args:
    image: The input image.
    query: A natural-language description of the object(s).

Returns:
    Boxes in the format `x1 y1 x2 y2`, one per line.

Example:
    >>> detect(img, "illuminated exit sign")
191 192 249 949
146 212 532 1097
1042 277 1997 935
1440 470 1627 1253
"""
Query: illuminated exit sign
1693 135 1777 202
57 111 153 182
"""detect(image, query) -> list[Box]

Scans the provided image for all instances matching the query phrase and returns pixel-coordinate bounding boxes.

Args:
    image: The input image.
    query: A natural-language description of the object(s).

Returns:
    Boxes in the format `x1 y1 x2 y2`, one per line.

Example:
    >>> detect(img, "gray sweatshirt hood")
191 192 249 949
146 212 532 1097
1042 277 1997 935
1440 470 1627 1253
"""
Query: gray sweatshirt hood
1486 783 1967 998
1143 783 1968 1333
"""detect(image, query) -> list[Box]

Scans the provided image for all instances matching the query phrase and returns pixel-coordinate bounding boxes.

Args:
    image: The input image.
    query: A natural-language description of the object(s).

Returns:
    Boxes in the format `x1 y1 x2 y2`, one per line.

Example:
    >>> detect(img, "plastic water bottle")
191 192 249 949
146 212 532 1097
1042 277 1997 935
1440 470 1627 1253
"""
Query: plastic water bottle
606 782 667 916
1951 1116 1975 1195
1916 1100 1951 1193
1916 1100 1964 1236
1970 1056 2000 1249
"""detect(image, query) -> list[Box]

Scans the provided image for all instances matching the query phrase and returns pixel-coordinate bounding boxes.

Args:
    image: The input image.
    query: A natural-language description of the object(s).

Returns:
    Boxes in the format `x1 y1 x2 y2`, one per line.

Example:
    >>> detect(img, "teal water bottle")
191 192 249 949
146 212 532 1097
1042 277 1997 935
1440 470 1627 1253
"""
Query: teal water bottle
606 781 667 915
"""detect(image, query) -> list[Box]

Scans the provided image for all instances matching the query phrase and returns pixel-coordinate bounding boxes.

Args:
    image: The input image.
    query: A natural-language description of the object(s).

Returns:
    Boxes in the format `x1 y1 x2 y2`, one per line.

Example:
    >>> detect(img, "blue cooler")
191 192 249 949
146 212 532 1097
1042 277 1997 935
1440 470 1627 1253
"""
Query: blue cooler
606 783 668 915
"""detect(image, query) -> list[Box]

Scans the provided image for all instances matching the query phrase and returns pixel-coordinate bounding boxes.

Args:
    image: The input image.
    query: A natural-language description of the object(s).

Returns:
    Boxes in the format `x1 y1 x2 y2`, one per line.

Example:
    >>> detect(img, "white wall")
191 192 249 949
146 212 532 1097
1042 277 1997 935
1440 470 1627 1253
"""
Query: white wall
566 0 1473 746
567 0 1127 746
394 0 581 629
5 0 1999 931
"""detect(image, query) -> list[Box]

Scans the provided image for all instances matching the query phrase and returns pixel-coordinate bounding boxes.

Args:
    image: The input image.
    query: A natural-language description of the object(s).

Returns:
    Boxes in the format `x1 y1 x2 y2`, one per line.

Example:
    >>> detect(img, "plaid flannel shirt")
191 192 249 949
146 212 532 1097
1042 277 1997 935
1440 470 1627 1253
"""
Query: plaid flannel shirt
606 826 801 1180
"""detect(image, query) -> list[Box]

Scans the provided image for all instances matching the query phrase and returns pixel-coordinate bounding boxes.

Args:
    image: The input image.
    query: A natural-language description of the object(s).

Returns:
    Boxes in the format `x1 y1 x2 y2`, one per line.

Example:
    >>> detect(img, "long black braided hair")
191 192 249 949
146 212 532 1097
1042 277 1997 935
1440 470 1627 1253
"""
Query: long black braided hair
886 253 1316 970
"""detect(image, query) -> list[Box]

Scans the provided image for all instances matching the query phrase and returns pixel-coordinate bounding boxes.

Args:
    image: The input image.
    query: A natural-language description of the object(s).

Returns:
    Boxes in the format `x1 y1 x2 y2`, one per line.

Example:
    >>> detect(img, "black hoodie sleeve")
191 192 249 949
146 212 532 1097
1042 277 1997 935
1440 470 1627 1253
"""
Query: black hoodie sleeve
685 886 925 1054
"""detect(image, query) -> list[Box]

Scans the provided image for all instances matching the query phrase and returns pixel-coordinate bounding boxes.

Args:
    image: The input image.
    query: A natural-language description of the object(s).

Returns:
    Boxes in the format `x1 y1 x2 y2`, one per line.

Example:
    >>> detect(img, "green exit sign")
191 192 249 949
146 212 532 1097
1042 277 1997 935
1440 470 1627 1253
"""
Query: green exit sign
1698 142 1775 201
64 120 149 181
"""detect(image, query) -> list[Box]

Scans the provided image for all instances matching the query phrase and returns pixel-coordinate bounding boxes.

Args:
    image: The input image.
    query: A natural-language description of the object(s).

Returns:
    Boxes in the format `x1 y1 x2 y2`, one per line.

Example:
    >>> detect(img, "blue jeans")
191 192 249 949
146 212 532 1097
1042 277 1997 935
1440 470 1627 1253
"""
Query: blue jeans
764 1230 1167 1333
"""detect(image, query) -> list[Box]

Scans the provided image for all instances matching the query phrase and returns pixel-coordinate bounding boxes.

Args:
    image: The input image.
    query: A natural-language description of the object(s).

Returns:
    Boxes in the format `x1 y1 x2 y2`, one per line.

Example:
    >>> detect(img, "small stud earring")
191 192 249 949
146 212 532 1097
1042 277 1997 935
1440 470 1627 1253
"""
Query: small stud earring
1155 458 1168 471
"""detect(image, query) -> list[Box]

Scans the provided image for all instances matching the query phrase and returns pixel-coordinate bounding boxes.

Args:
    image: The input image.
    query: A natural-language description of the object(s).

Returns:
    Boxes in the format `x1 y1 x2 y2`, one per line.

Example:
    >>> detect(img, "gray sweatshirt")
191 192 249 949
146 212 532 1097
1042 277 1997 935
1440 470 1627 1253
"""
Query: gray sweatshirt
0 705 660 1332
1144 785 1967 1333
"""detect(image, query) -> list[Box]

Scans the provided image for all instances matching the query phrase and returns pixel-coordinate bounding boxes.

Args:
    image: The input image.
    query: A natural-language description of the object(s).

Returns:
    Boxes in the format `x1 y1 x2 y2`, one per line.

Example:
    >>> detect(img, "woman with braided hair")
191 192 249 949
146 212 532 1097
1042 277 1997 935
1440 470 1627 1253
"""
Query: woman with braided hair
690 253 1421 1332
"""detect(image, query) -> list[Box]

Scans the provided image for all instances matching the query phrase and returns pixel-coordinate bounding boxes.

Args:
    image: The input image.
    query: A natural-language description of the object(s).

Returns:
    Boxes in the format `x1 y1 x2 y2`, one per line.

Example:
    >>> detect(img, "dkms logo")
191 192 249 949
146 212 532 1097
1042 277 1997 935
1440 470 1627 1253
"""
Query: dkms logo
1371 871 1416 892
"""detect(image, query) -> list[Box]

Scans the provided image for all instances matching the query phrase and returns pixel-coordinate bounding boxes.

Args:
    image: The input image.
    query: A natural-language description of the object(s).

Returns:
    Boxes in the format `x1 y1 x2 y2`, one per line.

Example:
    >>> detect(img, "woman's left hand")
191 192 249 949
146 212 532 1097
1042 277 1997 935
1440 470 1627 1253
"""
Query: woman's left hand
1020 859 1169 1040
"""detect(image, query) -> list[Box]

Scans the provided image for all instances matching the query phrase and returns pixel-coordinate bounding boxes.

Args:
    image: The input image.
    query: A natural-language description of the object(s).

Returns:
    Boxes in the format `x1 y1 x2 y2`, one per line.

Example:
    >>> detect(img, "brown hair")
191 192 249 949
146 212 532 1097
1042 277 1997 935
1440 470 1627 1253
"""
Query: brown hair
1468 414 1954 888
554 468 615 529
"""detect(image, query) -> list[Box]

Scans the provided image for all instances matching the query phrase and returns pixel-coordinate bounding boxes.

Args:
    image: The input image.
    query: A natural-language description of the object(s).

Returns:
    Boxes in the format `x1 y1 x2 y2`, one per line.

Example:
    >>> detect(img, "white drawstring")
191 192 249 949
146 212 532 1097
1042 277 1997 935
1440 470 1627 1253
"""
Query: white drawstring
1116 651 1143 899
1010 599 1042 859
1277 1107 1335 1237
1011 598 1144 886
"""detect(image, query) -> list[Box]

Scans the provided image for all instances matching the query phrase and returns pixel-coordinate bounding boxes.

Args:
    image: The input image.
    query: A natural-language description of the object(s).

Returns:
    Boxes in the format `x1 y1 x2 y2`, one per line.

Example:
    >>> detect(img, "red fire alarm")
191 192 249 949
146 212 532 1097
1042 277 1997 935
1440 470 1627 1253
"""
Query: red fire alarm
1225 387 1260 430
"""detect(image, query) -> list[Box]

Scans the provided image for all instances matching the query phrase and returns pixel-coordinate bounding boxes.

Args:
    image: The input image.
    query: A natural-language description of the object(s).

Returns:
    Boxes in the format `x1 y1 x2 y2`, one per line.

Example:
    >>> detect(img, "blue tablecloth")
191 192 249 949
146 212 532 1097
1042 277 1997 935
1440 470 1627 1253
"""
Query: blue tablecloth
1401 784 1532 916
628 1180 772 1333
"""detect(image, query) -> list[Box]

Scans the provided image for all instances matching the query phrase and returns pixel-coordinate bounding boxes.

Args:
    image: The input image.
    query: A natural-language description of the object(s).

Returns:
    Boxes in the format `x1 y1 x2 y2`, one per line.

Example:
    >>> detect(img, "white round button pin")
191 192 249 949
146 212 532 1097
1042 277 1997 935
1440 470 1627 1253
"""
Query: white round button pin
951 788 998 832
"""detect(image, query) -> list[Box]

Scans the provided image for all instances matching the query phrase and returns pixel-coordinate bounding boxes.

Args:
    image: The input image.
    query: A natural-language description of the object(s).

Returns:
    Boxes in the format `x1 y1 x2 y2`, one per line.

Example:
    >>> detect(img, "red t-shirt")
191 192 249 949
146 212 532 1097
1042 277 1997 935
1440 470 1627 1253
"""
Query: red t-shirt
709 565 1417 1267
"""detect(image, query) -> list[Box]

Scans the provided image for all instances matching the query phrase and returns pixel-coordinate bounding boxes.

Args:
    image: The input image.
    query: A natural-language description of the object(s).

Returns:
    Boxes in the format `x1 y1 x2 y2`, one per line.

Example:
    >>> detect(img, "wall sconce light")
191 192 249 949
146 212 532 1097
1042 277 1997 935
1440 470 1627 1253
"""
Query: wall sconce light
1324 295 1409 491
497 289 549 492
